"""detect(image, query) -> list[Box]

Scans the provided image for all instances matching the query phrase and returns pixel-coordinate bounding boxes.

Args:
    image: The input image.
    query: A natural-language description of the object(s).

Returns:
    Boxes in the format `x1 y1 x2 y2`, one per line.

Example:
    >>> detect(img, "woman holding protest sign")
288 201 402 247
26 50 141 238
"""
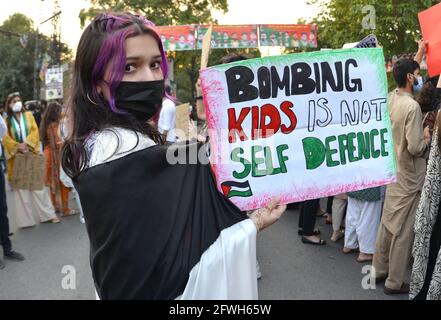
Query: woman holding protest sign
2 92 60 228
62 12 285 299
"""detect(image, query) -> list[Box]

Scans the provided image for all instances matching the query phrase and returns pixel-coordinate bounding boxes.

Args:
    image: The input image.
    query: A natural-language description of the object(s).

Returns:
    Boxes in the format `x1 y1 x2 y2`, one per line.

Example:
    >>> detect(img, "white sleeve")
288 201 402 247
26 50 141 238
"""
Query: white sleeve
0 116 7 140
177 219 258 300
158 104 174 132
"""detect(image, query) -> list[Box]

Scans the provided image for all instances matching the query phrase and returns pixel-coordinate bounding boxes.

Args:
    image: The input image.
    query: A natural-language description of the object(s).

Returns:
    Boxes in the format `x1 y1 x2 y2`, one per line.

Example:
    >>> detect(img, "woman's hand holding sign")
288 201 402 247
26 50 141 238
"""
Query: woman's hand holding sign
249 198 286 231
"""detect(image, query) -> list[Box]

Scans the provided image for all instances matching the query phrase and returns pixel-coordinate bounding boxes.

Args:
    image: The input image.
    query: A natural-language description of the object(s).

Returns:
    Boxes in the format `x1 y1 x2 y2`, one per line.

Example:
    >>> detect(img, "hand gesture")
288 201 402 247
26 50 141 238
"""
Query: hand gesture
418 39 428 55
249 198 286 231
17 143 29 153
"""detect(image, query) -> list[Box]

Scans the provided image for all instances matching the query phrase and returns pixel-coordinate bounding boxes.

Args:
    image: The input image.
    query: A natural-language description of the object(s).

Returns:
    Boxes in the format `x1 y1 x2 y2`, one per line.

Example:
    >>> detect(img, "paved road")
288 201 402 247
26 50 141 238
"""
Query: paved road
0 193 408 300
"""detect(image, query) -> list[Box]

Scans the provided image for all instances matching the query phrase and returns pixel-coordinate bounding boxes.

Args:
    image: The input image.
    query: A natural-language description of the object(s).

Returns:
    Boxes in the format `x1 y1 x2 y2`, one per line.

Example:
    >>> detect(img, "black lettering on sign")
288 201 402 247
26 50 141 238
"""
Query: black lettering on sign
271 66 290 98
226 66 258 103
257 67 271 99
321 62 343 92
345 59 362 92
291 63 316 95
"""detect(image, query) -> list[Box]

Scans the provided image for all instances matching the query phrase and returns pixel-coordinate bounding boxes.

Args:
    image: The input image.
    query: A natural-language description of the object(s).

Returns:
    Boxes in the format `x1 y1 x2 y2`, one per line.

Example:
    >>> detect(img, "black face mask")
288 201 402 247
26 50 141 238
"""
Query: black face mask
115 80 165 122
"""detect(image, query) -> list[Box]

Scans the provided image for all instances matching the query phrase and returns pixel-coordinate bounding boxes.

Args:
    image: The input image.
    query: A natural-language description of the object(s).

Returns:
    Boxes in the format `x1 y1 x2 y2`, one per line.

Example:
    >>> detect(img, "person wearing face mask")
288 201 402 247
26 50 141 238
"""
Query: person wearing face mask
373 59 431 295
61 12 286 300
2 93 60 229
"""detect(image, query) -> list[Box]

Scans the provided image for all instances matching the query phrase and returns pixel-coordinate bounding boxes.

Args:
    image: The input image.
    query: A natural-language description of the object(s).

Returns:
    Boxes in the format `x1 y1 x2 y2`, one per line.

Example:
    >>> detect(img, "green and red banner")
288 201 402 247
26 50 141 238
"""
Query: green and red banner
259 24 317 48
154 25 197 51
196 25 258 49
152 24 318 51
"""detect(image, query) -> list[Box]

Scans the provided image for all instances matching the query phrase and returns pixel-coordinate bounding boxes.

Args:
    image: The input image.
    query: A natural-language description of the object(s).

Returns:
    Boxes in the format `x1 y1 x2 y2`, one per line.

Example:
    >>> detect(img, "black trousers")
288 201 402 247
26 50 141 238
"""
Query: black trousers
326 196 334 214
0 171 11 254
298 199 320 236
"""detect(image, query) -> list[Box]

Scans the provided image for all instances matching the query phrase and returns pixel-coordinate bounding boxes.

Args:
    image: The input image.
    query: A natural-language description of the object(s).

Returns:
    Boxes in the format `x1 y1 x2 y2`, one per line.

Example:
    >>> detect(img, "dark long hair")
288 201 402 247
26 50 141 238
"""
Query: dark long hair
417 81 437 114
61 12 168 178
40 102 62 145
4 92 22 132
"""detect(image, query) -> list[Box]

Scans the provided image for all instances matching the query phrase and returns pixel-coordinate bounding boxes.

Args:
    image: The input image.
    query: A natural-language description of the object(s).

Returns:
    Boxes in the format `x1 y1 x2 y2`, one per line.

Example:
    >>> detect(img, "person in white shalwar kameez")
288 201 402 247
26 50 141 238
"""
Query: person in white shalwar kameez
344 187 383 262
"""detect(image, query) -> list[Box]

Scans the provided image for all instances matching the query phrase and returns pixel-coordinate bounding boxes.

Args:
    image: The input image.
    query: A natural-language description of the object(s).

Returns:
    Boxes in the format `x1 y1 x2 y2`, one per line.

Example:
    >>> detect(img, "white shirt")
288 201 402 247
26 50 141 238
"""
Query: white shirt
0 116 7 158
158 98 176 142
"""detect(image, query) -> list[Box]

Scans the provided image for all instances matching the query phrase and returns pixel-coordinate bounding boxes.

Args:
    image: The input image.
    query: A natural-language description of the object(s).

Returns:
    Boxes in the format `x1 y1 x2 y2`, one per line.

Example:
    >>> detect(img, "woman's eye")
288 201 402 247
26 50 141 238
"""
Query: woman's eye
151 61 161 69
125 64 136 72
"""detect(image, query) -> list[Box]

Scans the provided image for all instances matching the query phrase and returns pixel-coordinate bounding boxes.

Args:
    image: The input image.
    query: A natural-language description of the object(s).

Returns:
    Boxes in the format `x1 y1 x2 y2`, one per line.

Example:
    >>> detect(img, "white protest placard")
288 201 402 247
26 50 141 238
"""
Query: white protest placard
200 48 396 211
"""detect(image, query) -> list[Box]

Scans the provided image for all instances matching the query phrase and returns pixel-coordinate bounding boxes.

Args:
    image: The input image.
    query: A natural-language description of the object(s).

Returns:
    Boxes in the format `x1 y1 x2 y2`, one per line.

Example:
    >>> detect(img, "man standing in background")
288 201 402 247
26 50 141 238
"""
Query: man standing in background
373 59 431 295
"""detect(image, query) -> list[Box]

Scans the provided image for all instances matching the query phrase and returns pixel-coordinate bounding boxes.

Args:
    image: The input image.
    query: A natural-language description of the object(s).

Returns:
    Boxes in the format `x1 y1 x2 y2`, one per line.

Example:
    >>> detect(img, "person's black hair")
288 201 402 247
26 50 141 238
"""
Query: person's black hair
426 75 440 88
393 59 420 88
27 103 37 112
40 102 62 145
417 81 437 113
218 53 249 65
412 60 420 71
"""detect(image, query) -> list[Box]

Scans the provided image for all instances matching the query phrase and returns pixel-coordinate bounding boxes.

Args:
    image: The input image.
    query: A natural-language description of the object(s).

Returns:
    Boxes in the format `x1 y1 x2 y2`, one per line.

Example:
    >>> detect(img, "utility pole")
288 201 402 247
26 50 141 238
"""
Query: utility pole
39 0 62 100
33 31 39 100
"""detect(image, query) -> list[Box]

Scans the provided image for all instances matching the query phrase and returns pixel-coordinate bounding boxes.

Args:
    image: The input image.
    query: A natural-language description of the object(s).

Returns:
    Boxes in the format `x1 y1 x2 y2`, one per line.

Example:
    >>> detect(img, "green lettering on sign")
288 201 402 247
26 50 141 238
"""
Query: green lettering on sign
370 129 380 158
302 137 325 170
231 147 251 179
325 136 340 167
357 131 371 160
380 128 389 157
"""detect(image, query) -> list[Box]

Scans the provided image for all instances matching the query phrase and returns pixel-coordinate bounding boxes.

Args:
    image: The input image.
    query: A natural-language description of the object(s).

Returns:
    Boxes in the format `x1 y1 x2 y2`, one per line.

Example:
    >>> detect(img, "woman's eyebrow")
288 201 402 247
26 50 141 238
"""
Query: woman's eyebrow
126 56 142 61
126 54 162 61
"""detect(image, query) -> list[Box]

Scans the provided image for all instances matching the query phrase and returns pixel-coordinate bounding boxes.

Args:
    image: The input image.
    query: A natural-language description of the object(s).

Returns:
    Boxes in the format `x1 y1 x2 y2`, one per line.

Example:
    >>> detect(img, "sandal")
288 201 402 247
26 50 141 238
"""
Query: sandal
316 209 327 217
330 230 344 242
342 247 359 254
356 253 373 263
301 236 326 245
298 228 321 236
62 209 79 217
51 217 61 224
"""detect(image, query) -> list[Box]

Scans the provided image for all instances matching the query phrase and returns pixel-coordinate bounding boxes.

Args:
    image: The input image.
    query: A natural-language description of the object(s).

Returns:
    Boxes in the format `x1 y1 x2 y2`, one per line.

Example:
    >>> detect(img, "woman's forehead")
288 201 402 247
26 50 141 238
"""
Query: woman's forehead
125 33 161 60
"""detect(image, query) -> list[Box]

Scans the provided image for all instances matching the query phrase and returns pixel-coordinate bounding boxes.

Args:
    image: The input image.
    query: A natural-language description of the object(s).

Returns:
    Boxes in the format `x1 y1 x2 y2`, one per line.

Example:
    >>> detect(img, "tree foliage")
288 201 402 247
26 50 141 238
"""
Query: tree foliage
0 13 72 103
79 0 228 27
310 0 441 56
